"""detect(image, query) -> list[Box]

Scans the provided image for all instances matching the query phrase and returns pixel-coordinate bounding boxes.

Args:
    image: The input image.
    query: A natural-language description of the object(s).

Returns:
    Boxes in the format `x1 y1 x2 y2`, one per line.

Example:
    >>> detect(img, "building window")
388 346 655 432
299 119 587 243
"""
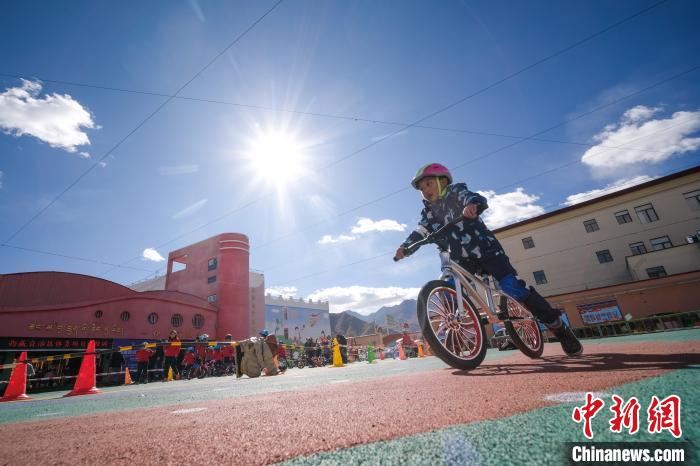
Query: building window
615 210 633 224
94 310 103 318
171 314 183 327
629 242 647 256
646 266 667 279
207 276 216 284
207 257 218 271
583 219 599 233
207 294 217 303
635 203 659 223
521 236 535 249
533 270 547 285
650 235 672 250
192 314 204 328
684 189 700 210
120 311 130 322
147 313 158 325
596 249 614 263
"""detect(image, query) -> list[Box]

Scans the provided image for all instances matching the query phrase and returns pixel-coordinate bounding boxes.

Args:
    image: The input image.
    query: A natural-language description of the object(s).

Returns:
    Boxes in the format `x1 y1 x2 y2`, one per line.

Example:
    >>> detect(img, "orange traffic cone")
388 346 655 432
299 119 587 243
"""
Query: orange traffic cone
1 352 31 402
399 344 407 360
124 367 132 385
64 340 101 397
418 342 425 358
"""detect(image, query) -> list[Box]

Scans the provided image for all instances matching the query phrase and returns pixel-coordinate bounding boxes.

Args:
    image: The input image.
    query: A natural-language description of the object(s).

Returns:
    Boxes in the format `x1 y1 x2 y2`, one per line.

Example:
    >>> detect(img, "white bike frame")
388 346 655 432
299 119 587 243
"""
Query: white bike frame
436 250 507 324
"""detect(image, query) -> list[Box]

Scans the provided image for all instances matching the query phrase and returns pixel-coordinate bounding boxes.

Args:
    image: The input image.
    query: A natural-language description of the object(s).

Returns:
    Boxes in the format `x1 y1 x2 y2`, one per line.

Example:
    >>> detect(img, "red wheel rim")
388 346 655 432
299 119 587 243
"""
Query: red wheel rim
426 287 483 360
507 300 542 351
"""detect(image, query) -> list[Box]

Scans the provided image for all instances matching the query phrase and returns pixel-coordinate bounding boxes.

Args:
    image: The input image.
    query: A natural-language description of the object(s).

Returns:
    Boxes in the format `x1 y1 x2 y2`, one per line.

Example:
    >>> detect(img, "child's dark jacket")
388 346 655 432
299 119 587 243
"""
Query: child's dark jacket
401 183 508 264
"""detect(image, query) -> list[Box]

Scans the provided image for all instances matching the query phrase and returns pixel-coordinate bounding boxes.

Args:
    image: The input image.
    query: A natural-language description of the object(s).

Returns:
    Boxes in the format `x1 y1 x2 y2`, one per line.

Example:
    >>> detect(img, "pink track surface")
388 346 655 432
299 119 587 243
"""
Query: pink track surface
2 340 698 465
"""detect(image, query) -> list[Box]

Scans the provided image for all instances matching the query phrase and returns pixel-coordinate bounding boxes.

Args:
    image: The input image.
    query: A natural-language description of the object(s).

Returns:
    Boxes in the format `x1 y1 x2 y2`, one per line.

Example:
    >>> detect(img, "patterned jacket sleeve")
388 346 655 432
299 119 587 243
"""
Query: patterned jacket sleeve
401 207 433 253
456 184 489 216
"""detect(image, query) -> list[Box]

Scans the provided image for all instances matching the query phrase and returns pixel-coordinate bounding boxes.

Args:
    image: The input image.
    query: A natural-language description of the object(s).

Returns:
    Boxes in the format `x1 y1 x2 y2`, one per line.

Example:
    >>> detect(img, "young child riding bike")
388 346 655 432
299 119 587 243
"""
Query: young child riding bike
394 163 582 356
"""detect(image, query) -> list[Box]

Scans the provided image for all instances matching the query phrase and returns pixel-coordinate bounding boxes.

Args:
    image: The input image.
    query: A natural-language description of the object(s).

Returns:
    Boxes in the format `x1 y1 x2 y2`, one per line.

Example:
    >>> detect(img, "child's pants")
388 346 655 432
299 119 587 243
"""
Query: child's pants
459 254 560 325
163 356 179 379
136 362 148 383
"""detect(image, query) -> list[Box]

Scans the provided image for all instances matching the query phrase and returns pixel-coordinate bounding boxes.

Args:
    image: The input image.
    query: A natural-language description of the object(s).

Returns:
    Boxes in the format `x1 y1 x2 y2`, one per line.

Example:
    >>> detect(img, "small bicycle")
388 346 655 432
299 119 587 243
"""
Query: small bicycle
396 216 544 370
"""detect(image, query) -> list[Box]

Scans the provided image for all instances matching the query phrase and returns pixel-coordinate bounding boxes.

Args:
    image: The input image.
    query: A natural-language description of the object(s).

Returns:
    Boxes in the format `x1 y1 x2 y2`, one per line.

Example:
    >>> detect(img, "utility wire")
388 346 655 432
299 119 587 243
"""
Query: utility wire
12 63 698 281
0 73 672 156
96 2 680 277
266 161 700 289
255 85 700 254
1 0 677 279
0 0 285 247
1 244 155 273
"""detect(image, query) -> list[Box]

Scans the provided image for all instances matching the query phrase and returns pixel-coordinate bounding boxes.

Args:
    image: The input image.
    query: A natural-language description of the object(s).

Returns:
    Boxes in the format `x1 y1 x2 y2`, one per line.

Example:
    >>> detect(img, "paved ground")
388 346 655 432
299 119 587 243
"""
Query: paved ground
0 329 698 465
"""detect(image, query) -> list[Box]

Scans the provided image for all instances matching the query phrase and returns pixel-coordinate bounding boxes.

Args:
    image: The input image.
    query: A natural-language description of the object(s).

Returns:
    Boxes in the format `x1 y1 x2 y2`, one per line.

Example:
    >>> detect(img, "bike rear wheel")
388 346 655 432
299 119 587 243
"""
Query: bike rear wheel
417 280 487 370
501 296 544 358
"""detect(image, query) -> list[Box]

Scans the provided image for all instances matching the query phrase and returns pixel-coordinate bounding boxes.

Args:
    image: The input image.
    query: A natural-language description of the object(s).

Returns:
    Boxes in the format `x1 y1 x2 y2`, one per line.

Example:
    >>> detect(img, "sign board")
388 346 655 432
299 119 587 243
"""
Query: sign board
576 300 623 325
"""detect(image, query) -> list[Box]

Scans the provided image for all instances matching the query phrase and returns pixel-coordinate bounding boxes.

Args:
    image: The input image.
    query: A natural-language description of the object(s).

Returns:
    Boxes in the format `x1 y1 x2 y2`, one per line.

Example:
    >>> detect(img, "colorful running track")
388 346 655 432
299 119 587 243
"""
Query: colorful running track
0 329 698 465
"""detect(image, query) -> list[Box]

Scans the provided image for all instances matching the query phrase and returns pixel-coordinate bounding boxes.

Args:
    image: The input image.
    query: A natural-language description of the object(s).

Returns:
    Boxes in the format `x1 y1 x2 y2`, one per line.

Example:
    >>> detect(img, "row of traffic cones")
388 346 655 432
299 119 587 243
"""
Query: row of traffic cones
2 339 430 402
1 340 102 402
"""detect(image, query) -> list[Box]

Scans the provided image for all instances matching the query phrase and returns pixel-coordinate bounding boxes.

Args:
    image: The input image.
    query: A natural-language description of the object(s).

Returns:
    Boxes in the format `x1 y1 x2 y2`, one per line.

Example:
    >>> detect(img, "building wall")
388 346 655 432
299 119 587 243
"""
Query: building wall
626 242 700 281
264 295 331 345
548 271 700 328
0 272 217 341
166 233 250 340
495 168 700 297
249 271 266 336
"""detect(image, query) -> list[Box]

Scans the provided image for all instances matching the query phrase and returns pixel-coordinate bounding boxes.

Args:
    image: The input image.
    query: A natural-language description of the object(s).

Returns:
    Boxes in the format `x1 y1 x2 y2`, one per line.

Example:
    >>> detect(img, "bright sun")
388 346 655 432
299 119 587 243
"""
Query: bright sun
246 129 306 187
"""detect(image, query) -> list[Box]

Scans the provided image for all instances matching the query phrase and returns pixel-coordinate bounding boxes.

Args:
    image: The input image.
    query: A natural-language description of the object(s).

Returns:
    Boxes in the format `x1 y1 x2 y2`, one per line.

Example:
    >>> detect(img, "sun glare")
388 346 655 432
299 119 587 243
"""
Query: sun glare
247 130 306 188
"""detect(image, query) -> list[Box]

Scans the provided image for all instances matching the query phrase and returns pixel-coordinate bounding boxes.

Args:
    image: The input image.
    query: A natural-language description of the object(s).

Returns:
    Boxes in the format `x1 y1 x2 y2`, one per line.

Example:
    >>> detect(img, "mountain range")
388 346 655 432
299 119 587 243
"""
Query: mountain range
330 299 419 336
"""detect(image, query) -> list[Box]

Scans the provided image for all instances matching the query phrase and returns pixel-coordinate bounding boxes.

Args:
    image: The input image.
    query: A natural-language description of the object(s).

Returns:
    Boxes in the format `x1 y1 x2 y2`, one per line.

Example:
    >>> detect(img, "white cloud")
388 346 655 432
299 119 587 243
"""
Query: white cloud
581 106 700 169
563 175 655 206
478 188 545 229
623 105 661 123
172 199 208 219
319 217 406 244
351 218 406 234
266 286 298 298
318 234 356 244
0 79 97 153
306 286 420 315
157 164 199 176
142 248 165 262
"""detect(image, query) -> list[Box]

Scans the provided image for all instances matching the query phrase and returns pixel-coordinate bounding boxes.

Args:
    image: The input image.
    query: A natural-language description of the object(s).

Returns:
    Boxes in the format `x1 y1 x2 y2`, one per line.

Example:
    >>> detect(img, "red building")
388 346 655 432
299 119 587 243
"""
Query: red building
0 233 251 366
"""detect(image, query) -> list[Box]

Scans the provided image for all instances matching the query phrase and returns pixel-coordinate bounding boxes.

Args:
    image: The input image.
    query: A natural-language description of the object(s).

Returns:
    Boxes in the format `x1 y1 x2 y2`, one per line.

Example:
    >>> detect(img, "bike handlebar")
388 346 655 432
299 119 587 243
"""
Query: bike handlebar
393 215 465 261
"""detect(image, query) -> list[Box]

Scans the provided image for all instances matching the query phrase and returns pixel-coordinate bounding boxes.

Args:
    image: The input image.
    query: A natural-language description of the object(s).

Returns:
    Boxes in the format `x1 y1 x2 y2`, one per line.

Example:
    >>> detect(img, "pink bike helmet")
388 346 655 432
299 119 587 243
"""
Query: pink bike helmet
411 163 452 189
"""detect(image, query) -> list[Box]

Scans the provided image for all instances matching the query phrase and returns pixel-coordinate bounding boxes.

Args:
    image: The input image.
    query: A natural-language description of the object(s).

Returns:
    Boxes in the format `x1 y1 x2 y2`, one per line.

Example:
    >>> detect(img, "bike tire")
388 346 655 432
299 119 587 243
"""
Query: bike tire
417 280 487 370
502 296 544 359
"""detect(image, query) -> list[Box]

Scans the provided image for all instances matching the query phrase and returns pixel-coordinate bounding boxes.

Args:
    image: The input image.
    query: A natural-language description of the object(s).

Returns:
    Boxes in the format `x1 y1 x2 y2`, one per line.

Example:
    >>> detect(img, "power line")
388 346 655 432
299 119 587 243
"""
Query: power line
1 0 677 280
98 6 688 277
9 63 698 283
0 73 672 156
266 161 700 289
0 0 285 247
248 64 700 270
1 244 156 273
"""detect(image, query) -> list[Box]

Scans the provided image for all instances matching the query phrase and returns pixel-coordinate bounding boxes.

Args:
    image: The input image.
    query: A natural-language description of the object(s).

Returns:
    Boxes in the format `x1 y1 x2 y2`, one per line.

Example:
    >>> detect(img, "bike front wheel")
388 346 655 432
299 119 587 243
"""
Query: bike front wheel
502 296 544 359
417 280 487 370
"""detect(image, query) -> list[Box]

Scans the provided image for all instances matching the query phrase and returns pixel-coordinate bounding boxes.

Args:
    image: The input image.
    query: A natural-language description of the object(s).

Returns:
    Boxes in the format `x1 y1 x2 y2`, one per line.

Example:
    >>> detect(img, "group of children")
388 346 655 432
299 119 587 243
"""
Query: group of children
132 331 238 384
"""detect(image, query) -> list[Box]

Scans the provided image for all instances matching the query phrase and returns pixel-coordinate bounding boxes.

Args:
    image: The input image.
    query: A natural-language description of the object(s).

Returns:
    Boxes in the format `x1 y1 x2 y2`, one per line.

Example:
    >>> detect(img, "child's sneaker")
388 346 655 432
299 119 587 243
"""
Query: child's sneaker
547 319 583 356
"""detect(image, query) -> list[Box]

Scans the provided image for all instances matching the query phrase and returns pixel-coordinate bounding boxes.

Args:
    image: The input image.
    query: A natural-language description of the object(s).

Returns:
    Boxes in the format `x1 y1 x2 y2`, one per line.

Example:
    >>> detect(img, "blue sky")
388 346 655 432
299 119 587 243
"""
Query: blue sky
1 0 699 314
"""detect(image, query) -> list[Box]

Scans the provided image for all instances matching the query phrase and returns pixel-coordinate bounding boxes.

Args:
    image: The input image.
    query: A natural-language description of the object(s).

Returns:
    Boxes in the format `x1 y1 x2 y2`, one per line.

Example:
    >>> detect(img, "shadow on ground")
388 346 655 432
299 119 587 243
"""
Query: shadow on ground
451 352 700 376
